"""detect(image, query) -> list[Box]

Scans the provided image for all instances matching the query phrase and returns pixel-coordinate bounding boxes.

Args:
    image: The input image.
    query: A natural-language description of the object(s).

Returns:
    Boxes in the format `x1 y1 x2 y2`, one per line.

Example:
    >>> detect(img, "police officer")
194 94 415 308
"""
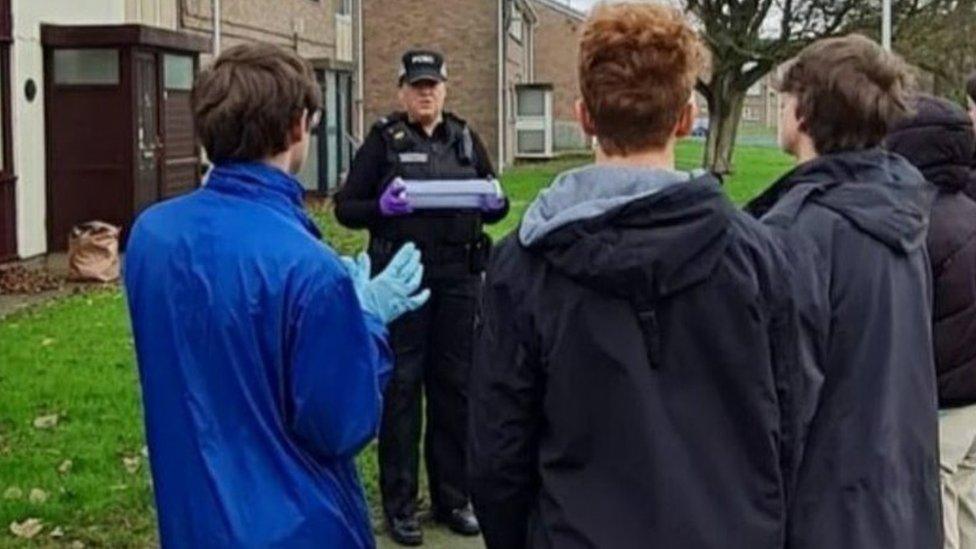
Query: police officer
334 50 507 546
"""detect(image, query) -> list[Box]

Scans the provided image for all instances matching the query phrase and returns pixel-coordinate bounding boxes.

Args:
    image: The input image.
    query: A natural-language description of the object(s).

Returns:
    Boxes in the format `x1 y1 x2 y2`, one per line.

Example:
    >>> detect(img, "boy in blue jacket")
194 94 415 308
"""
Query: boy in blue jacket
124 43 429 548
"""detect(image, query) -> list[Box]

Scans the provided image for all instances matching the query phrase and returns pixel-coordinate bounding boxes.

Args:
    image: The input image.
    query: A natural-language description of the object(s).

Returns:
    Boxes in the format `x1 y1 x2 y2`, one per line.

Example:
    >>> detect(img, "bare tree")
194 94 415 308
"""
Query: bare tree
892 0 976 101
686 0 927 174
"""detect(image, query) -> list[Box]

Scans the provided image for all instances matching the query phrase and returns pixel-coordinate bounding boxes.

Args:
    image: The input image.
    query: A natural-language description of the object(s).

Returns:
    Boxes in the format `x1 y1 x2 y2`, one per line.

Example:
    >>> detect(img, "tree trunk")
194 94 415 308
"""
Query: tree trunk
703 87 746 175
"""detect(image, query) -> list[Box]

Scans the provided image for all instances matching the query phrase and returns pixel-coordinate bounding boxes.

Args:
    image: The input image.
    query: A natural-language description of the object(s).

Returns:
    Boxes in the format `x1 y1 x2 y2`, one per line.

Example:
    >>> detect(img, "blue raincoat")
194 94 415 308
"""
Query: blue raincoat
124 162 391 548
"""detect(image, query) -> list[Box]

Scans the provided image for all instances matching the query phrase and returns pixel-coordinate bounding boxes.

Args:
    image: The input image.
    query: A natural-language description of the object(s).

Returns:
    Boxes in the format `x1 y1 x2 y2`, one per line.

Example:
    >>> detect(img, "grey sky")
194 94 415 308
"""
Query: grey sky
562 0 683 13
565 0 600 11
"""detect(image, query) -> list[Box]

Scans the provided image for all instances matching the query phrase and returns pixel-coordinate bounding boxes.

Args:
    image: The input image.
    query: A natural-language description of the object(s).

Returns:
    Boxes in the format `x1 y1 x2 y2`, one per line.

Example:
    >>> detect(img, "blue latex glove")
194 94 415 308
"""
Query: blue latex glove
341 242 431 324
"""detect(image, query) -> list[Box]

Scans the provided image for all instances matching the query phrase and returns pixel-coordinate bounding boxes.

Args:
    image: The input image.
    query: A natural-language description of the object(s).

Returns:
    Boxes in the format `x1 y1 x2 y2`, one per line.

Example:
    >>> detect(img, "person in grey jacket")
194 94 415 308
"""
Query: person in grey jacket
746 35 941 549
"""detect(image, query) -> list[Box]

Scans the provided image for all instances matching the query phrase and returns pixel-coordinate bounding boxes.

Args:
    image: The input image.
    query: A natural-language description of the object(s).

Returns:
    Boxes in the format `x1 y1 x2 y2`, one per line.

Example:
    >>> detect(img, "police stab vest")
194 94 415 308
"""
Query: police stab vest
373 112 484 248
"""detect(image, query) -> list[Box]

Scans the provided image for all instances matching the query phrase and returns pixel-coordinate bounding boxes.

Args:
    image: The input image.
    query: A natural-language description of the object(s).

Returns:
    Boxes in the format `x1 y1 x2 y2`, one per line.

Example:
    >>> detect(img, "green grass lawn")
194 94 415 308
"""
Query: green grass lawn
0 141 793 547
317 142 795 255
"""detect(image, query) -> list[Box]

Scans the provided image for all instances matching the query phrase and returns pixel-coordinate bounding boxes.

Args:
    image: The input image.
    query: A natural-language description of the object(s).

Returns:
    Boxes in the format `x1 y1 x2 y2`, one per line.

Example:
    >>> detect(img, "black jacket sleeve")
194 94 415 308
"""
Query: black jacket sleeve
469 249 542 549
765 227 828 505
333 128 390 230
471 130 510 225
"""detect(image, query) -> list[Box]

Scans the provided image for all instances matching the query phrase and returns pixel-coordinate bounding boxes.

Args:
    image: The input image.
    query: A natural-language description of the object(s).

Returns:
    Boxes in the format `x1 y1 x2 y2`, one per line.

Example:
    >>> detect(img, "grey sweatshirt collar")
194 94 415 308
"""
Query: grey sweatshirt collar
518 164 698 246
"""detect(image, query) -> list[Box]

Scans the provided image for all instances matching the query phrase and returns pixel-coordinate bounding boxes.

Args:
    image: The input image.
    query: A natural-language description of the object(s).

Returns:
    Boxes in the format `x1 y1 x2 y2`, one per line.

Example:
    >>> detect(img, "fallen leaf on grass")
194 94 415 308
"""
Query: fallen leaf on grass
41 337 56 347
58 459 73 475
3 487 22 499
9 518 43 539
28 488 48 504
49 526 64 538
122 455 140 474
70 541 86 549
33 413 59 430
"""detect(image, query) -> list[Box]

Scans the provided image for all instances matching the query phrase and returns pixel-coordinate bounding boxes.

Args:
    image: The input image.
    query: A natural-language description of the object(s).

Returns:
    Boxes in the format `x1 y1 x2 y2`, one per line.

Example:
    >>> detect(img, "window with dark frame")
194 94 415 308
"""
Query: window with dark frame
52 48 121 86
163 54 194 91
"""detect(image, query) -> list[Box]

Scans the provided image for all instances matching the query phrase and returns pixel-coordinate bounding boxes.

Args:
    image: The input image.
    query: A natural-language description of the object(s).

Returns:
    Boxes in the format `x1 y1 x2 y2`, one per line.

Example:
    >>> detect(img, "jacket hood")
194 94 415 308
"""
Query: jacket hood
748 149 935 254
519 164 733 304
885 94 976 193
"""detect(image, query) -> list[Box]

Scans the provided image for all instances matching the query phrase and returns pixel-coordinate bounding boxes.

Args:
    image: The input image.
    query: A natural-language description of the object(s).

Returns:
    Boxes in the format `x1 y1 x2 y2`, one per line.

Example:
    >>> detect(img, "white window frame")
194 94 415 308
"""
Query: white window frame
514 86 553 158
509 4 524 42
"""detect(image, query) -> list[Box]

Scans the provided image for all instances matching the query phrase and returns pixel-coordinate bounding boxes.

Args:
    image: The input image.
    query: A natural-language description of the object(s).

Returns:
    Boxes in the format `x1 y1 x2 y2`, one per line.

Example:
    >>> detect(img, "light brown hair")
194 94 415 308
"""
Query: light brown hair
776 35 913 154
578 2 705 155
192 43 322 163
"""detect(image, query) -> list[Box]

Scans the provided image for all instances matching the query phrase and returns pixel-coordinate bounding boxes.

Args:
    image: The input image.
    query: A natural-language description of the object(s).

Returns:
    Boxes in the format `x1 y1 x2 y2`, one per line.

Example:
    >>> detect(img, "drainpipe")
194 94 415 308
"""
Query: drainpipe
497 0 505 172
357 0 365 140
881 0 892 51
212 0 221 55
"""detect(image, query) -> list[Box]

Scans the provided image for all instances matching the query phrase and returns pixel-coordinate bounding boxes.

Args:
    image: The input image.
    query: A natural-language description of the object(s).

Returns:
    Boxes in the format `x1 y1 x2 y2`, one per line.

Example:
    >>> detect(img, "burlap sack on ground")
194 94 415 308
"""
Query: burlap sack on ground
67 221 120 282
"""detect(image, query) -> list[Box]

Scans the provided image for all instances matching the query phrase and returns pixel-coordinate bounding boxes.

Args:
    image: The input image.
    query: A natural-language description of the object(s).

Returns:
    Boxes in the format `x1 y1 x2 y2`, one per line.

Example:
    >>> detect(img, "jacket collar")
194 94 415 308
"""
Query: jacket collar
743 149 887 219
204 161 322 238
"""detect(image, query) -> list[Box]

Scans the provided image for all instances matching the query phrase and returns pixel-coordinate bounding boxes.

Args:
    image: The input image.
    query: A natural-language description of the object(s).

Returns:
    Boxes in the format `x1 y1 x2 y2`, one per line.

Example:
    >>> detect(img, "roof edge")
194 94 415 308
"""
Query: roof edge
531 0 586 21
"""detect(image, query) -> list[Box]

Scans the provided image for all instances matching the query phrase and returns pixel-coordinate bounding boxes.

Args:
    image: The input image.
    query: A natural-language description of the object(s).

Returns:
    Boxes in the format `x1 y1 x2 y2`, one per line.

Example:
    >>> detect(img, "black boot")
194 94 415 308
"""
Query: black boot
434 506 480 537
387 514 424 547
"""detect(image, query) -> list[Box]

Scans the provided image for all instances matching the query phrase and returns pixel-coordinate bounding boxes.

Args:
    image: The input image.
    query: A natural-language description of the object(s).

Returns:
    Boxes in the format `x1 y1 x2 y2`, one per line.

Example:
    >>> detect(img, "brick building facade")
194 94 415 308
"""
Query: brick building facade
362 0 586 171
531 0 587 151
180 0 346 61
363 0 505 167
695 75 780 130
180 0 359 195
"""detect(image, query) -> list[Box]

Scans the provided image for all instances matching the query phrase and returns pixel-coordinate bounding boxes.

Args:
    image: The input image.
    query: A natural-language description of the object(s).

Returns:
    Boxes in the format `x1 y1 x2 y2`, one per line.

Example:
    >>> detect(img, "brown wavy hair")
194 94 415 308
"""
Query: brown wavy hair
578 2 705 155
775 35 914 154
192 43 322 163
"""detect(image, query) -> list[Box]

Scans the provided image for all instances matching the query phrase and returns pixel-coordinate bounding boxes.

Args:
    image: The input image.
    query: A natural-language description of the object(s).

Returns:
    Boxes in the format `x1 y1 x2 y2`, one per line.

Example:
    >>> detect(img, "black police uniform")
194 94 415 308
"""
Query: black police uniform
334 111 507 522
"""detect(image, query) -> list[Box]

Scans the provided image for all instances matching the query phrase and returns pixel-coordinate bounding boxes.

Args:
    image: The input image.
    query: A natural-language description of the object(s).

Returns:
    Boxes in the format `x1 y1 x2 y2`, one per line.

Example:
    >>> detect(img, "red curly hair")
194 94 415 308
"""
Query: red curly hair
578 2 705 155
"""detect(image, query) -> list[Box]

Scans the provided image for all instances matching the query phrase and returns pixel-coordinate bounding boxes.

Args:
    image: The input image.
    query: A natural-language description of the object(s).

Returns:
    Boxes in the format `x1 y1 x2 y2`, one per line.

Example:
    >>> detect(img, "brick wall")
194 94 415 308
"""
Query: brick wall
532 1 579 123
362 0 500 166
532 0 586 151
505 17 530 163
180 0 338 61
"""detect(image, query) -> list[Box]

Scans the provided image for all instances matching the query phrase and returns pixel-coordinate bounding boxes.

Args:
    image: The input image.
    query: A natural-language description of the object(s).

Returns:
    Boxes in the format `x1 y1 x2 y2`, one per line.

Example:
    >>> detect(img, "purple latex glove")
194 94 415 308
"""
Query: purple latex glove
379 178 414 217
481 193 507 213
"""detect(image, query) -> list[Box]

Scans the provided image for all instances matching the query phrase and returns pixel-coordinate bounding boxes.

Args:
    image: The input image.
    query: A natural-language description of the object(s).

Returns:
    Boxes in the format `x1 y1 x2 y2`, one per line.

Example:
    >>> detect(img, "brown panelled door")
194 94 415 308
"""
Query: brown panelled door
45 48 131 251
133 50 160 214
0 173 14 261
42 25 207 252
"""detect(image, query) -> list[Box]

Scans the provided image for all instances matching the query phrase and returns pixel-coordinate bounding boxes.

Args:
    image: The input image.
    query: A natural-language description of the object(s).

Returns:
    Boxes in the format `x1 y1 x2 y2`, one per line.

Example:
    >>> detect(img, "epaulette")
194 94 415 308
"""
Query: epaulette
373 112 407 131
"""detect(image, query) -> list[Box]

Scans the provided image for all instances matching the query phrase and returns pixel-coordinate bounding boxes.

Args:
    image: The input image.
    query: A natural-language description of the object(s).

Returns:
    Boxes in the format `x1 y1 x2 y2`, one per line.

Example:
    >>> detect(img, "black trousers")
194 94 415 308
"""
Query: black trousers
379 271 481 520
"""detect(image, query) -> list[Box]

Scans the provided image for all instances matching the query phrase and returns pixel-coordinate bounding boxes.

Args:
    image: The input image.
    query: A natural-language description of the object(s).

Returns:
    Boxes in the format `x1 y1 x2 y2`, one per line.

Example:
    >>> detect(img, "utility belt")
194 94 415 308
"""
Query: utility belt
369 234 491 276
